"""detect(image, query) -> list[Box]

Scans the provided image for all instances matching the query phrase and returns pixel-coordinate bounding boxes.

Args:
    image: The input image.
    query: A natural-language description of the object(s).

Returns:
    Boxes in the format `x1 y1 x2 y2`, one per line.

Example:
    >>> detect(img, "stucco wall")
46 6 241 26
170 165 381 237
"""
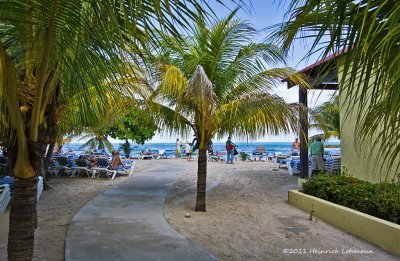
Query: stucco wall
338 56 399 182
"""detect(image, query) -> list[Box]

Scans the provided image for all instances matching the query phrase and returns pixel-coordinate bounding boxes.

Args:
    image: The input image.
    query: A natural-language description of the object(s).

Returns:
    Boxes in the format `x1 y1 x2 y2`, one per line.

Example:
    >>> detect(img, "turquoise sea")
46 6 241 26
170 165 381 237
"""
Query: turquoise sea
63 141 340 157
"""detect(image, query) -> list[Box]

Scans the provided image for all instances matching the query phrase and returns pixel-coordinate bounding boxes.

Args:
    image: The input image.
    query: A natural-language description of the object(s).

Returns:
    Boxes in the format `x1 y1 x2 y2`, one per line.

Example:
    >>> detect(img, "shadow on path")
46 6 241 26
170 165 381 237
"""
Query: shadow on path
65 160 216 261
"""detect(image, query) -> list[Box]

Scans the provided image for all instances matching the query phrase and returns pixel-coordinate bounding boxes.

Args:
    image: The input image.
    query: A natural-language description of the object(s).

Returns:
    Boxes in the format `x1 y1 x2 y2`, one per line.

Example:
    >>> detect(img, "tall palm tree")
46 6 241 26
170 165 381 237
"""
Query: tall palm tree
310 94 340 141
270 0 400 174
138 11 307 211
0 1 224 259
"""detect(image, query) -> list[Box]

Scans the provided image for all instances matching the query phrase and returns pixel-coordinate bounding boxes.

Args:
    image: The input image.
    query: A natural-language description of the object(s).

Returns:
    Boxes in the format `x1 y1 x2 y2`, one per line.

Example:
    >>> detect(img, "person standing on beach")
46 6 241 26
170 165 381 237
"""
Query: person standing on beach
176 138 181 158
185 142 192 161
226 136 236 164
292 138 300 153
310 136 324 175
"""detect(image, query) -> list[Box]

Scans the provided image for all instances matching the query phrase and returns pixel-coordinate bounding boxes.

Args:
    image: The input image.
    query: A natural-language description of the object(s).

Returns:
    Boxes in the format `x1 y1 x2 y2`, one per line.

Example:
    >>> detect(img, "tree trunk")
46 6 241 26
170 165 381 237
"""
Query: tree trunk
42 143 55 189
43 143 55 172
8 178 37 261
195 148 207 212
8 140 47 260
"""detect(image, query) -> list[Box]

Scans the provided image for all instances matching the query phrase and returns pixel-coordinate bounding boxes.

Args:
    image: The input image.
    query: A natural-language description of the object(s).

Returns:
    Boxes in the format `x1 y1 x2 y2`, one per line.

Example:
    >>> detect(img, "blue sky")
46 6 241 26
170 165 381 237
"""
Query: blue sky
74 1 337 144
143 1 337 143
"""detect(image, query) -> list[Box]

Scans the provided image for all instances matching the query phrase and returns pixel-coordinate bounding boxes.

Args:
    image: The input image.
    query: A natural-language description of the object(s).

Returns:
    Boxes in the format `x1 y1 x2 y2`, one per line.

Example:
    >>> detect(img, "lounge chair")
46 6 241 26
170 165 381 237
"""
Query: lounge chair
251 146 266 161
48 156 74 177
156 149 167 159
116 161 135 177
275 155 288 168
0 184 11 214
91 158 117 180
328 157 341 173
208 152 223 162
0 176 43 214
139 151 155 160
70 159 95 178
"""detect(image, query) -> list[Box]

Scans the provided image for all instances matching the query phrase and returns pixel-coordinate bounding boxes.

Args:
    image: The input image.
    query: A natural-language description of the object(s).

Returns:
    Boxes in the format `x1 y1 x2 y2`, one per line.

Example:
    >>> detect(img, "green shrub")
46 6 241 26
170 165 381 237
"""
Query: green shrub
302 173 400 224
239 152 249 161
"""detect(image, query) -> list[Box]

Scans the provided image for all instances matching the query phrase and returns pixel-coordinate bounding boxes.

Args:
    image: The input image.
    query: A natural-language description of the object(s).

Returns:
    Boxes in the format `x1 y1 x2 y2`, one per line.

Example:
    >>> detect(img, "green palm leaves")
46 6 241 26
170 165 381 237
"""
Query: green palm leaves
152 11 302 142
310 95 340 141
271 0 400 174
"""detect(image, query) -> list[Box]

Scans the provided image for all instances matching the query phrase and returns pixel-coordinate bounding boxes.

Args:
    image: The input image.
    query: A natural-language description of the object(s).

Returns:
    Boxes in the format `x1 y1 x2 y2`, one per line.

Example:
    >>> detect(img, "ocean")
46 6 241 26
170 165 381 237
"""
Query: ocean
63 141 340 157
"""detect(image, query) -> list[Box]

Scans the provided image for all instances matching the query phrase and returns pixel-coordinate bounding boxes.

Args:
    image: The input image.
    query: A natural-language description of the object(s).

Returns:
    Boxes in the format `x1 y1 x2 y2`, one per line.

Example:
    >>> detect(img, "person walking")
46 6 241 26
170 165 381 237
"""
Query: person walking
225 136 236 164
175 138 181 158
310 136 325 175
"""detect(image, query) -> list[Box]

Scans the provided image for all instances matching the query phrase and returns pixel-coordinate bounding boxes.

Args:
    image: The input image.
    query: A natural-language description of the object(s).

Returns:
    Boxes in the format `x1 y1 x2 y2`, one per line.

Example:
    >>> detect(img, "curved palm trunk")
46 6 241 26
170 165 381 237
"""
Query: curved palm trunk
195 148 208 212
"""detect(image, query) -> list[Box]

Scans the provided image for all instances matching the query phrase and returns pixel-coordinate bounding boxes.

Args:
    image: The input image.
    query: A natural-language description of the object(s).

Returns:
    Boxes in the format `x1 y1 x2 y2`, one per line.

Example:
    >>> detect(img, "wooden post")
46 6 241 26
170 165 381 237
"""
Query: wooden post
299 86 308 179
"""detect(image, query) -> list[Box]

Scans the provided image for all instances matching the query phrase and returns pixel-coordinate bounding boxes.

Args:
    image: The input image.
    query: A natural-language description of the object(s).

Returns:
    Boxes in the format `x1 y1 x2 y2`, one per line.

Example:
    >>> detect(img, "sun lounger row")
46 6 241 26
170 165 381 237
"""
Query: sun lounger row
0 176 44 215
48 156 134 179
287 157 341 176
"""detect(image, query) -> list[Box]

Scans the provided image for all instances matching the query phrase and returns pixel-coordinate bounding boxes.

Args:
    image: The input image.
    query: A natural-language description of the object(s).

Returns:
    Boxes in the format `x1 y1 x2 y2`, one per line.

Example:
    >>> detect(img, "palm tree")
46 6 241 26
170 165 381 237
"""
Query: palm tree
0 1 222 259
139 11 307 211
310 94 340 141
270 0 400 174
78 133 113 152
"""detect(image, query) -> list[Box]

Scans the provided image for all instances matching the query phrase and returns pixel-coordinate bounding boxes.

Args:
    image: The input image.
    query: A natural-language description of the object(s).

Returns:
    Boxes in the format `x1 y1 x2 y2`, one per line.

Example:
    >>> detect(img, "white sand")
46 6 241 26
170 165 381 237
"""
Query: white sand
164 160 399 261
0 161 153 261
0 159 398 261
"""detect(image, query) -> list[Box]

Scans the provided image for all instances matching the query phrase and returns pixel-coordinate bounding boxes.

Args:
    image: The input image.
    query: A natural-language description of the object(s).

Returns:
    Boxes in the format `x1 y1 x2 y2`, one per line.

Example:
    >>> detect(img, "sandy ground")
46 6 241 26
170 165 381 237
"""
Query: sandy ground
0 159 398 261
0 161 153 261
164 160 400 261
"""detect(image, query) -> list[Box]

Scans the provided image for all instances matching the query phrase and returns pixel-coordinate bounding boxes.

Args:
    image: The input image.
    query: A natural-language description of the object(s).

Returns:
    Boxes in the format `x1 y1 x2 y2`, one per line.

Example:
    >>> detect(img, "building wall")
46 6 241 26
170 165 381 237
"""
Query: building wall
338 56 399 183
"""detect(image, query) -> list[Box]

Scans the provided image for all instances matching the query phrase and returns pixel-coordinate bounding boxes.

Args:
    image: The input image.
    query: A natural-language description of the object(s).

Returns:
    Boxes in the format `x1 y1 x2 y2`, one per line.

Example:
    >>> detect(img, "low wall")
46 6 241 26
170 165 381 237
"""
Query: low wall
288 190 400 256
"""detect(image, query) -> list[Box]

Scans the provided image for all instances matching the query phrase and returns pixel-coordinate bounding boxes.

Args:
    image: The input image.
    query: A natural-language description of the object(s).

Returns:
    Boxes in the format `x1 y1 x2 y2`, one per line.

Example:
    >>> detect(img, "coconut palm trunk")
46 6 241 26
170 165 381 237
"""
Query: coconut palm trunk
8 140 48 261
195 148 208 211
8 178 37 261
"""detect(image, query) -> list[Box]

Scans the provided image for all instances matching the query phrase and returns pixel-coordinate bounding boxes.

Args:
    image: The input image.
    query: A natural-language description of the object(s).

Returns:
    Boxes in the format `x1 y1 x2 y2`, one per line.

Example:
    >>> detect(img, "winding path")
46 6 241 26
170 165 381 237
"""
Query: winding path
65 160 216 261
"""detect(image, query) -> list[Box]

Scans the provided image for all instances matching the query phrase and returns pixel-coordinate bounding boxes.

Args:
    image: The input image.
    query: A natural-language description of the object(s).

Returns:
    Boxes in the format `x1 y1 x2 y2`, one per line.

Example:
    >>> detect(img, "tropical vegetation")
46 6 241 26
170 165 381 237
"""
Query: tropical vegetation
303 173 400 224
270 0 400 176
0 1 221 259
138 11 307 211
106 107 158 156
310 94 340 141
78 133 113 152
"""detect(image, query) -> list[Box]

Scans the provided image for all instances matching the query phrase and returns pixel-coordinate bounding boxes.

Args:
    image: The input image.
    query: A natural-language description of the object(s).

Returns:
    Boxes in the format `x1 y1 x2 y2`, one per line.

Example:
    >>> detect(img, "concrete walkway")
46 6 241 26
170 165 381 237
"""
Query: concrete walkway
65 161 217 261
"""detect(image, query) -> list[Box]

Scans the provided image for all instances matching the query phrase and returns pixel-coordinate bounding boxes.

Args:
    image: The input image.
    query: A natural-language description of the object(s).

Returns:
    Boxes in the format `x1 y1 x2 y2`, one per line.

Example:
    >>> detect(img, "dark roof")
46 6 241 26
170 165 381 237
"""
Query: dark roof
285 49 347 90
298 48 347 74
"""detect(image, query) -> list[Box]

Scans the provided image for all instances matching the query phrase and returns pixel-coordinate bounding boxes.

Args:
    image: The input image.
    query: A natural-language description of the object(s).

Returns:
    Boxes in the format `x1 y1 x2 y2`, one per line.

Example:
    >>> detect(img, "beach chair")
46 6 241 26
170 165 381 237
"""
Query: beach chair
91 158 117 180
208 152 222 162
139 151 155 160
287 159 299 175
0 184 11 214
0 176 45 214
49 156 74 177
275 155 288 168
116 161 135 177
288 159 313 176
156 149 167 159
70 159 94 178
251 146 266 161
328 157 341 173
